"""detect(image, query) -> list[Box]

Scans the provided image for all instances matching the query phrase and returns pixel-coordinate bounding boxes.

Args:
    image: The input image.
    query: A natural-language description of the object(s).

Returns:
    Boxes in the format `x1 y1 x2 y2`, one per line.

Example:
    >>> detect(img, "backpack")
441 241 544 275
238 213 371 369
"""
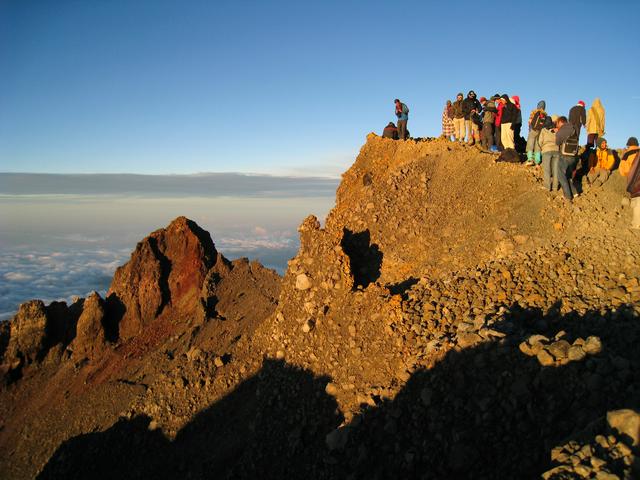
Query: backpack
530 111 546 131
560 133 580 156
402 103 409 114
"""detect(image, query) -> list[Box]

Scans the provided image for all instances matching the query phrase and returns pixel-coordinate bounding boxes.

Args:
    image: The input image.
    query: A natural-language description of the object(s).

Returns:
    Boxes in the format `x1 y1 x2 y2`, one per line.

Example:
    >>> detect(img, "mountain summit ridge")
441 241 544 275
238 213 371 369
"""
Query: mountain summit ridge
1 135 639 479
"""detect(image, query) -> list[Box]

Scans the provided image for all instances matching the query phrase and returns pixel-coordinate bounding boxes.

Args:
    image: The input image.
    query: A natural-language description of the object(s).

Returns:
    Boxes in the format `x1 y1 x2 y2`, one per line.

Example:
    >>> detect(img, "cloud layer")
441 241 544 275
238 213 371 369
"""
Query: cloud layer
0 233 297 321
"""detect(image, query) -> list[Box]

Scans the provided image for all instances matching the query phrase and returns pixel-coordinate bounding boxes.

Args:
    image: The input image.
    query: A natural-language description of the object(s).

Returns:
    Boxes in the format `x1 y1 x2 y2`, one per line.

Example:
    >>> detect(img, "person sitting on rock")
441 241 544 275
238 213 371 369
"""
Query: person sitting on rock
586 137 615 187
382 122 399 140
619 137 639 177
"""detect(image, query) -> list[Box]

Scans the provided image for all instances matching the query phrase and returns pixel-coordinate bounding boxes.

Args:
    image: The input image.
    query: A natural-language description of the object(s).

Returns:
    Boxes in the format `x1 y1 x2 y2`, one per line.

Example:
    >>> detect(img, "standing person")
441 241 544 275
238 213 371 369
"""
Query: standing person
568 100 587 143
500 95 518 150
441 100 455 141
452 93 465 142
586 98 605 148
494 94 504 151
626 146 640 229
462 90 482 145
511 95 523 150
555 116 580 201
538 116 560 191
526 100 547 165
620 137 640 177
480 97 497 150
394 99 409 140
586 137 615 187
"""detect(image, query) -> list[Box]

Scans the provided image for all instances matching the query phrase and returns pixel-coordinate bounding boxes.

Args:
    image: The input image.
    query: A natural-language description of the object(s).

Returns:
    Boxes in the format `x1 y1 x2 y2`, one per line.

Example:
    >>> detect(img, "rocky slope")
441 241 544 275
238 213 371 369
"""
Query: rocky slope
1 135 639 479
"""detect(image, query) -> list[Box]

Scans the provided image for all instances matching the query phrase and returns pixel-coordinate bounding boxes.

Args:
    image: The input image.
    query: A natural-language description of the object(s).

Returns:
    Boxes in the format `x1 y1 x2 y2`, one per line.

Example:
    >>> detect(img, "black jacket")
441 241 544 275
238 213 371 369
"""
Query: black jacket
501 102 519 124
569 105 586 131
462 97 481 120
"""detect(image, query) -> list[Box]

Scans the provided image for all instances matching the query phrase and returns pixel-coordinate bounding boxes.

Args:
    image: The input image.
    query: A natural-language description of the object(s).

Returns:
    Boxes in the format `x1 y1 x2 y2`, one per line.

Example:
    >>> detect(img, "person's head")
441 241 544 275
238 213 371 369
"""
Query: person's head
556 116 568 127
394 98 400 104
500 94 509 104
468 90 476 98
446 100 452 106
627 137 639 147
456 93 463 100
480 96 487 104
577 100 585 107
551 114 559 123
388 121 396 127
598 137 607 149
537 100 546 110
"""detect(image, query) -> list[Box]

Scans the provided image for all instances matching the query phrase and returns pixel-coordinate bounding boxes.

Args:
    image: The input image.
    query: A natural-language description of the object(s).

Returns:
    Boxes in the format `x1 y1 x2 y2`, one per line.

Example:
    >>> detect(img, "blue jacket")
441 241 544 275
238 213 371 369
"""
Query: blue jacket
396 103 409 121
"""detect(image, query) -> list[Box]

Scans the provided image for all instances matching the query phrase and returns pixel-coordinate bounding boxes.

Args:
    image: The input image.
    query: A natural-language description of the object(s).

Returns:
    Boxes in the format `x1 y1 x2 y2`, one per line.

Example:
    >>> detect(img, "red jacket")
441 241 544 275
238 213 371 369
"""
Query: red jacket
495 102 504 126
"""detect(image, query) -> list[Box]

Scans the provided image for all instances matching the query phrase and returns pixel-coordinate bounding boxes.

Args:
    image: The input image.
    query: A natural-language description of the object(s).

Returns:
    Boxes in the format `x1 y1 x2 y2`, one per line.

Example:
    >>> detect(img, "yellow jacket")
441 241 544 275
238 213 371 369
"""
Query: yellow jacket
586 98 605 135
619 146 639 177
590 147 615 171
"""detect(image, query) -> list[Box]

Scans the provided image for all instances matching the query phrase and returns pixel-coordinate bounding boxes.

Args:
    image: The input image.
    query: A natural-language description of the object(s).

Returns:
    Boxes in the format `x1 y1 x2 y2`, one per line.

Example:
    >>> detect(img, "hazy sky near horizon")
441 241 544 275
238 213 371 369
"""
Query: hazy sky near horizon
2 0 639 176
0 174 337 319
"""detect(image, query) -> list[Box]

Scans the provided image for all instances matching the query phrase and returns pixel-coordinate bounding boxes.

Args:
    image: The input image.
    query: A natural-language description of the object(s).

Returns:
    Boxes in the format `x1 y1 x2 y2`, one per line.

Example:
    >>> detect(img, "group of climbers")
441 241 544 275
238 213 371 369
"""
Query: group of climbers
381 95 640 229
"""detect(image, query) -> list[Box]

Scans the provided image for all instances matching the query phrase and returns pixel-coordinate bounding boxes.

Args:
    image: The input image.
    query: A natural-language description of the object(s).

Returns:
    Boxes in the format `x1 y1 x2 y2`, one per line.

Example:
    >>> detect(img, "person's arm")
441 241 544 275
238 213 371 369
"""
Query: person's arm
555 126 569 146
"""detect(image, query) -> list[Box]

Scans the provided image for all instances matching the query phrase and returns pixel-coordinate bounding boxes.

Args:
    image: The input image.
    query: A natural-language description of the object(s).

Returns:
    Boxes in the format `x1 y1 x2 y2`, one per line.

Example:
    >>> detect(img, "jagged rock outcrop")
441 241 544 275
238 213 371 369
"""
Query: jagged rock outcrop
70 292 107 359
107 216 218 340
1 299 83 379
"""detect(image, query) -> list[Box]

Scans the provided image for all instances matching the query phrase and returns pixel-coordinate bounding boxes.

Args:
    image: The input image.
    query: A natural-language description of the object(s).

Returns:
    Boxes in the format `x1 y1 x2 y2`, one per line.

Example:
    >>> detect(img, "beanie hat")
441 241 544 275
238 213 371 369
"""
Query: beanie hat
479 96 486 103
537 100 546 110
597 137 607 147
577 101 585 107
627 137 639 147
457 92 464 98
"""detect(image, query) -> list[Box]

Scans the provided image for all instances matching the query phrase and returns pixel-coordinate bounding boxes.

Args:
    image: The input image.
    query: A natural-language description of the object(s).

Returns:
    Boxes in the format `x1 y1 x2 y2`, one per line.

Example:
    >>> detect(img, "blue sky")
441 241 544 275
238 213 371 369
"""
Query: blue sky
1 0 639 175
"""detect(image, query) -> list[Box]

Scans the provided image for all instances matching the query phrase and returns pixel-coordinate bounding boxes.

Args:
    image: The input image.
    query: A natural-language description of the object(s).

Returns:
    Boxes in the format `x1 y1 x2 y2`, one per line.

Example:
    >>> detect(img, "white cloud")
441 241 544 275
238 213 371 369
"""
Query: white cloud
4 272 33 281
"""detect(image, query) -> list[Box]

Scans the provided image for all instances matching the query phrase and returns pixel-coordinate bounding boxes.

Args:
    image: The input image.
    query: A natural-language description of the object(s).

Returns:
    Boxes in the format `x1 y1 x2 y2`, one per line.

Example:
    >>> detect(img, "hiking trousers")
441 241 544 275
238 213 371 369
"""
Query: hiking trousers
558 155 577 200
587 168 610 186
453 118 465 141
465 120 479 143
398 119 408 140
632 197 640 229
541 151 560 191
501 123 515 149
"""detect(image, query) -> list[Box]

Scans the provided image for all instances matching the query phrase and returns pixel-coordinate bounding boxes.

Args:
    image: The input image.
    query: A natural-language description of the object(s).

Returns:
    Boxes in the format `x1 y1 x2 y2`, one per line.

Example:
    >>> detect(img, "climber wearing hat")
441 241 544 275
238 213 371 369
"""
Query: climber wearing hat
568 101 587 144
462 90 482 145
586 137 615 188
452 93 465 142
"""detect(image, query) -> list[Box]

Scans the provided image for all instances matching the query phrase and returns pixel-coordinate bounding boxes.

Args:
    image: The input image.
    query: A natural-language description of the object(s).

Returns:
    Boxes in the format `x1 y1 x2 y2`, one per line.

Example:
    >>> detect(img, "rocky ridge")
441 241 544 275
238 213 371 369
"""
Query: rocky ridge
1 135 639 479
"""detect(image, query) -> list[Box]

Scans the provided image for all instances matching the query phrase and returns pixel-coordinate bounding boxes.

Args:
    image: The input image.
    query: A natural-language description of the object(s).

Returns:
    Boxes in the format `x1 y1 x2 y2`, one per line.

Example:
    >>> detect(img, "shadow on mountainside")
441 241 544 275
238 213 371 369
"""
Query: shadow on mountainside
340 228 383 289
38 304 640 479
